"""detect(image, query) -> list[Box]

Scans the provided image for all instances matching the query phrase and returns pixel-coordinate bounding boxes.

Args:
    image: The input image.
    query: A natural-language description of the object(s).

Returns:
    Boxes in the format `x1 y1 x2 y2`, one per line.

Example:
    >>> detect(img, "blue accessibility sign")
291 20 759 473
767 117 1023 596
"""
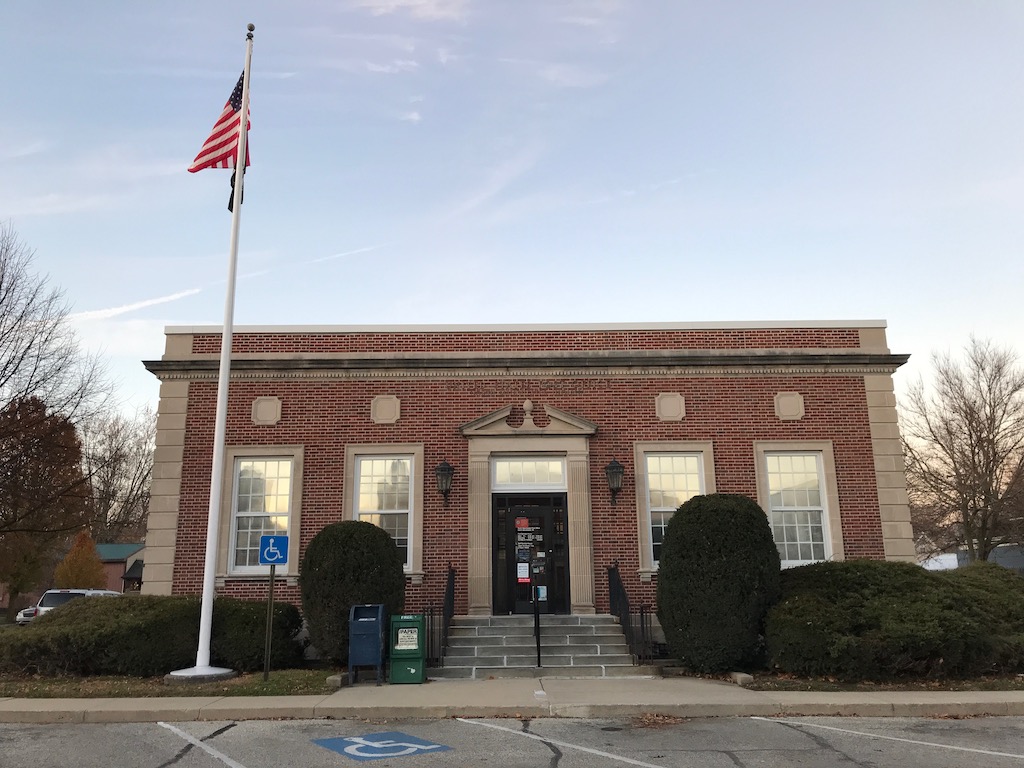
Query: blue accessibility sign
258 535 288 565
314 732 451 761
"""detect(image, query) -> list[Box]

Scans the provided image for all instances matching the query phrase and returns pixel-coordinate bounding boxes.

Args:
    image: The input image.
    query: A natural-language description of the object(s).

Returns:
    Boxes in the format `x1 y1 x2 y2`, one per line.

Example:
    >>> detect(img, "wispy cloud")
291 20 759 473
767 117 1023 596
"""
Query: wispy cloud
322 58 420 74
500 58 608 89
1 192 115 218
558 0 622 27
365 59 420 74
76 146 182 182
400 111 423 123
70 288 203 321
446 144 543 219
100 66 298 81
309 245 385 264
1 140 48 160
303 30 418 53
580 176 686 206
538 63 608 88
350 0 470 21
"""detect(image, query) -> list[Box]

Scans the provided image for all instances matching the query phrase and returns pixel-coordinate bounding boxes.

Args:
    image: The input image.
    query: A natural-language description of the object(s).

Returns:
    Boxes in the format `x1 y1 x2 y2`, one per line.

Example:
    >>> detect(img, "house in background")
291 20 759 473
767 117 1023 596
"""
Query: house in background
141 319 915 619
95 543 144 593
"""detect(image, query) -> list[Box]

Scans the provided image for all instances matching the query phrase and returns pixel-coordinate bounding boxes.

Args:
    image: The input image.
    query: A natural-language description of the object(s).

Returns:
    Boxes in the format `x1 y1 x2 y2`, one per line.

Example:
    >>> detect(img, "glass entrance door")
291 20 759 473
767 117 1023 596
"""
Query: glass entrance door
492 494 569 614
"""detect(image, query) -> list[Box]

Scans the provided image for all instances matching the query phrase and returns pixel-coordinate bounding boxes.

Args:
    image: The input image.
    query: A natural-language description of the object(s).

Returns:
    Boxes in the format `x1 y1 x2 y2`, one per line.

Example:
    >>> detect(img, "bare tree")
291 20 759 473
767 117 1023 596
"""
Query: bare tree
0 223 112 612
80 407 154 543
0 223 109 433
901 338 1024 561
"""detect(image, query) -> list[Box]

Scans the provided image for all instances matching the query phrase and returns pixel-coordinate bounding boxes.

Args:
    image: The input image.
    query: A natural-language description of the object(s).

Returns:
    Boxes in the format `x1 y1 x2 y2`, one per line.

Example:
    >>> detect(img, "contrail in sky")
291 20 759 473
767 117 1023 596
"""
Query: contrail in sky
70 288 203 321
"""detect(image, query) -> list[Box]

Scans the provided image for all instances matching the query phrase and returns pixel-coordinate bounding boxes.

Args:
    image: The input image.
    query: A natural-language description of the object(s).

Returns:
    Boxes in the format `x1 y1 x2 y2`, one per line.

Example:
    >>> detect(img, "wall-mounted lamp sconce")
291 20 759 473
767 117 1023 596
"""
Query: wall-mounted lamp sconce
604 459 625 505
435 460 455 505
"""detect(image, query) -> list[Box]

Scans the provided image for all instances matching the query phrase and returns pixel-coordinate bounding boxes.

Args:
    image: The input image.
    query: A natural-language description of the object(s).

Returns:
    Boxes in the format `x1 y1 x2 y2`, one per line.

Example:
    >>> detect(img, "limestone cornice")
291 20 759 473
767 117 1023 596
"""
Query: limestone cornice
144 350 909 381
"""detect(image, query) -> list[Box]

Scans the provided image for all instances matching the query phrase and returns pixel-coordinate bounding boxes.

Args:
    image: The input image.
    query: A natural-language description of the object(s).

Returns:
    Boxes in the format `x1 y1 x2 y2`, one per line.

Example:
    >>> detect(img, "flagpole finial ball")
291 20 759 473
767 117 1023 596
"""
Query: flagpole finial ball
247 23 255 31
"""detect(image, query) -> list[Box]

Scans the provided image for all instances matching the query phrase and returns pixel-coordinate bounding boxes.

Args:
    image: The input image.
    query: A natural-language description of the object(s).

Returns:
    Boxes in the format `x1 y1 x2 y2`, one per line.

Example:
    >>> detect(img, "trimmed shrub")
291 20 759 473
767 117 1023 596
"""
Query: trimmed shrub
213 597 306 671
299 521 406 664
656 493 781 673
0 595 304 676
764 560 1004 680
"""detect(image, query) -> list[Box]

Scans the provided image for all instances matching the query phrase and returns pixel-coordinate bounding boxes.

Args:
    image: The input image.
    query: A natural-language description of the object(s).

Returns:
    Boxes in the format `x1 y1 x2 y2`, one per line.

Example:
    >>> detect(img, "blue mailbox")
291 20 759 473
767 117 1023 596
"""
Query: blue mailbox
348 604 387 685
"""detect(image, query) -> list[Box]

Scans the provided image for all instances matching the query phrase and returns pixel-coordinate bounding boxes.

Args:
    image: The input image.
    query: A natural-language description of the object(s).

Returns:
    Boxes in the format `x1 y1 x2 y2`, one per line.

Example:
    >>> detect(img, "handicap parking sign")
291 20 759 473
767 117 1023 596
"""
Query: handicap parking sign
259 535 288 565
314 732 451 761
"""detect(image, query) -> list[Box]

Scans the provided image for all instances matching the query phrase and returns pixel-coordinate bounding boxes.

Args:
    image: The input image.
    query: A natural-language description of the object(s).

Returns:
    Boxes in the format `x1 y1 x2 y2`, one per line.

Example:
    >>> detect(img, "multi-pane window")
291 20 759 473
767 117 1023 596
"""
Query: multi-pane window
765 452 828 566
356 456 412 566
645 453 704 564
493 458 566 490
231 458 292 572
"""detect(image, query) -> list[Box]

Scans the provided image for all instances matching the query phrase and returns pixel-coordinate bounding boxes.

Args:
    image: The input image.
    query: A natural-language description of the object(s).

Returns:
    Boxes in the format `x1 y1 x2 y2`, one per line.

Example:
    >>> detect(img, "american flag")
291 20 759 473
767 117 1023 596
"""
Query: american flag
188 73 251 173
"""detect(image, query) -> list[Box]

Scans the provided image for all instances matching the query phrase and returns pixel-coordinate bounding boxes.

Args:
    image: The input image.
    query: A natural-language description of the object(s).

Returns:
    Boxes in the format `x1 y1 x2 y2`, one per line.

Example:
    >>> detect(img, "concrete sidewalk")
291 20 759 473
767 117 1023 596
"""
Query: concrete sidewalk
2 675 1024 724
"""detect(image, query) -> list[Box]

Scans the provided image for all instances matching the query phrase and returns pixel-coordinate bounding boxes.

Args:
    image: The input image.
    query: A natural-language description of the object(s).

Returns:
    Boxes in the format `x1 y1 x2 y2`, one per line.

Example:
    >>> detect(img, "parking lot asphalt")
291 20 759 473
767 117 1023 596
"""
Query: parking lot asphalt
2 675 1024 724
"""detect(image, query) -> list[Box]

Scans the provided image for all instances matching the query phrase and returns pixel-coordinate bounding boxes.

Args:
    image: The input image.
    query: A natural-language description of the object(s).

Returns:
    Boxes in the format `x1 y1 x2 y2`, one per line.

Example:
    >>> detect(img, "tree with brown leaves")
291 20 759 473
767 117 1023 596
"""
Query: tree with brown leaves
53 530 106 589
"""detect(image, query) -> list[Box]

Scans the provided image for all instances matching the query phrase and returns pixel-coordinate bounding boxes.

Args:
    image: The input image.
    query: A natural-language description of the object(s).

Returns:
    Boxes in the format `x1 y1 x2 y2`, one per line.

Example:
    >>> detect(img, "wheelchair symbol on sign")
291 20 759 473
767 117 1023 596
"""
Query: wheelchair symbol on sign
259 535 288 565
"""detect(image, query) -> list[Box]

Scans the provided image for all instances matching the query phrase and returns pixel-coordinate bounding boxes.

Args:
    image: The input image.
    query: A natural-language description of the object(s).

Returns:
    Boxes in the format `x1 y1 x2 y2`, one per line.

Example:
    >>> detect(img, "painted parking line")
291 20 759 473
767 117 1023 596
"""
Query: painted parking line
158 722 250 768
456 718 666 768
751 717 1024 761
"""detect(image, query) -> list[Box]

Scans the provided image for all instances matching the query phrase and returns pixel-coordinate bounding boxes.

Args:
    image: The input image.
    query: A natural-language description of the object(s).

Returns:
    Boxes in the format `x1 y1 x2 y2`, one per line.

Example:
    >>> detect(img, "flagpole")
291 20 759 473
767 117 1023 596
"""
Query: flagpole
170 23 254 681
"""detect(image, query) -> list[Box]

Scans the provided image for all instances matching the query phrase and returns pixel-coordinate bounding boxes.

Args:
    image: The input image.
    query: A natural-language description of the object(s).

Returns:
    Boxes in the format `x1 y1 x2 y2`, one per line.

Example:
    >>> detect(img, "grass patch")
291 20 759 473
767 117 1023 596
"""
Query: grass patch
0 668 340 698
746 672 1024 692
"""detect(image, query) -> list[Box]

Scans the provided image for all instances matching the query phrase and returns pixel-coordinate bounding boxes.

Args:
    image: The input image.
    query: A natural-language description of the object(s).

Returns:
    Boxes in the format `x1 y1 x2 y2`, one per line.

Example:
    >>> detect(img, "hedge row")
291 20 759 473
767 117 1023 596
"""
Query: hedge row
0 595 305 676
765 560 1024 680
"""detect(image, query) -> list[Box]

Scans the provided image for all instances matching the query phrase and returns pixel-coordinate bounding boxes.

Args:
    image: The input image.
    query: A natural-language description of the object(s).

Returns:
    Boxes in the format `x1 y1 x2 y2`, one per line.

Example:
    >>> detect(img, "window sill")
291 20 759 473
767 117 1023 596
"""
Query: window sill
405 570 424 586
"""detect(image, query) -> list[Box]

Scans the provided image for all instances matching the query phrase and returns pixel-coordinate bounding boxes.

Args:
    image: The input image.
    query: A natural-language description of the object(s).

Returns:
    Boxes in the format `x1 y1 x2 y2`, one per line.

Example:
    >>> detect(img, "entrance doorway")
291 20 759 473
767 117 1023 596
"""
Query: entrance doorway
492 494 569 614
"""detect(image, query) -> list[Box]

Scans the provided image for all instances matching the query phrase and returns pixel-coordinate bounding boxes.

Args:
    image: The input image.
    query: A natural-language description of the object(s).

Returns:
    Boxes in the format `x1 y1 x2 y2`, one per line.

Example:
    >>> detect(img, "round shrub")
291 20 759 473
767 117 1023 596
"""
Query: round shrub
656 493 781 673
299 521 406 664
765 560 1001 680
0 595 305 676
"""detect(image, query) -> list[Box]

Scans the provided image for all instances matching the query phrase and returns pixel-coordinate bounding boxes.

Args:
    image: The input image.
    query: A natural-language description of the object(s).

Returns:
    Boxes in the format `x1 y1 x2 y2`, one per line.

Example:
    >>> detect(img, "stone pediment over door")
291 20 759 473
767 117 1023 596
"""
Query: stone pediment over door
460 400 598 438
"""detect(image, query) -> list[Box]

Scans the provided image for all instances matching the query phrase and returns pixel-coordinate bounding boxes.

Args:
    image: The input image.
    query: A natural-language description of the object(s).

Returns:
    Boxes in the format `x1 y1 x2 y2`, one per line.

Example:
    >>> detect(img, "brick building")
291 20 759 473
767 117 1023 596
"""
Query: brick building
142 320 914 616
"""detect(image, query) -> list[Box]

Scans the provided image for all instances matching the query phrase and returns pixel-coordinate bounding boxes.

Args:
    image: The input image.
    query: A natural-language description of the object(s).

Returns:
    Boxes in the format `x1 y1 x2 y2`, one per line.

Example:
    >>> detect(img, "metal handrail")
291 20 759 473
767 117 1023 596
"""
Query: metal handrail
607 560 654 664
533 584 542 667
425 563 456 666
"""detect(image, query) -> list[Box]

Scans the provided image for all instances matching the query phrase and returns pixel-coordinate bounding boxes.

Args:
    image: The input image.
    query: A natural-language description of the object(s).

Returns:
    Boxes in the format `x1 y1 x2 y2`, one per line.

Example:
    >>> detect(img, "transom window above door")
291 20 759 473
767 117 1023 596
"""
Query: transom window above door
492 457 567 491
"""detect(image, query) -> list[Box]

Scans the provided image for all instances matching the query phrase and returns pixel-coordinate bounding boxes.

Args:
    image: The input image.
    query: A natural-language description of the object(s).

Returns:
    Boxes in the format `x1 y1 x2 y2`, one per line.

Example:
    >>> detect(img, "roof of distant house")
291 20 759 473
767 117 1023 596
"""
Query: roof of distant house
95 543 144 563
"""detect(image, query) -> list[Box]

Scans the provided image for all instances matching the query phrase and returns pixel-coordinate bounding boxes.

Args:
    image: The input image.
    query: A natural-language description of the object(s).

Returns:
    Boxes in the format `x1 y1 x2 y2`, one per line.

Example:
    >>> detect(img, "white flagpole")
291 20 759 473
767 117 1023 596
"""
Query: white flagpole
171 23 254 680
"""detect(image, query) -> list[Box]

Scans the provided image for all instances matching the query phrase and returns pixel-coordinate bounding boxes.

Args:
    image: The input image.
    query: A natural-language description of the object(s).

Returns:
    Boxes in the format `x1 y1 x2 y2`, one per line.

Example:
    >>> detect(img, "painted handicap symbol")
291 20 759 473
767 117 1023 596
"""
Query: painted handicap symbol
314 732 451 761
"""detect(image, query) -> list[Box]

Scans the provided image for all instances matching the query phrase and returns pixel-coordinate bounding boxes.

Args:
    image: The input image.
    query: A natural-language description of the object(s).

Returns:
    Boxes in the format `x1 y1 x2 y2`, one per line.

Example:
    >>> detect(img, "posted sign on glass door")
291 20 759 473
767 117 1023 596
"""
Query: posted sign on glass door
515 516 537 583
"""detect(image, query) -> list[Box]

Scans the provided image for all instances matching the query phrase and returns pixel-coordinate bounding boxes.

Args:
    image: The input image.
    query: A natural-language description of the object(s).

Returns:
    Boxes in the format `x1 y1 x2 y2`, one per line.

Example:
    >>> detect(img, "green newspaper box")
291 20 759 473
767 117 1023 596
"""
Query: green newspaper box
388 614 426 684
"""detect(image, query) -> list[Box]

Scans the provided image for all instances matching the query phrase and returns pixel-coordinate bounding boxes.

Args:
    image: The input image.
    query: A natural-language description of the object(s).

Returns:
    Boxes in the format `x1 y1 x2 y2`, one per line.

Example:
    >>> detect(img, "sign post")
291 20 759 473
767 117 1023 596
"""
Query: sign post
259 535 288 682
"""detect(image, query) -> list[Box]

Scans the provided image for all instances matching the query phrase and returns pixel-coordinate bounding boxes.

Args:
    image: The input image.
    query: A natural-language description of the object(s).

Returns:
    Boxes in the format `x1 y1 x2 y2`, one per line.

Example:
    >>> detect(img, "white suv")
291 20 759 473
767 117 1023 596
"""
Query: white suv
15 588 120 625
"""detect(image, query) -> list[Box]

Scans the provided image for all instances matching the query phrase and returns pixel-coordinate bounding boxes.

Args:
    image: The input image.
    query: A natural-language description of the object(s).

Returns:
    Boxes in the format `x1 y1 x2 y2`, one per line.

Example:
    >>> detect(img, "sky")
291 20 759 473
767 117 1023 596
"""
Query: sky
3 1 1024 413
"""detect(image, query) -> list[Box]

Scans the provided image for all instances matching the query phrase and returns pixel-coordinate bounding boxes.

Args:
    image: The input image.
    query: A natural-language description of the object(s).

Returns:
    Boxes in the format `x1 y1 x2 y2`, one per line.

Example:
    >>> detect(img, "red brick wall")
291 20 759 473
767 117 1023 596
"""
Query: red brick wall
171 370 882 615
191 327 860 355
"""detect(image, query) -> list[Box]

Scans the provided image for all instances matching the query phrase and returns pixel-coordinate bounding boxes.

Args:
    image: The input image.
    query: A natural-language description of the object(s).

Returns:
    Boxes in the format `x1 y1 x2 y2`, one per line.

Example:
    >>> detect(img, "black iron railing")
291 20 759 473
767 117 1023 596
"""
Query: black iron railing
425 563 456 666
607 560 655 665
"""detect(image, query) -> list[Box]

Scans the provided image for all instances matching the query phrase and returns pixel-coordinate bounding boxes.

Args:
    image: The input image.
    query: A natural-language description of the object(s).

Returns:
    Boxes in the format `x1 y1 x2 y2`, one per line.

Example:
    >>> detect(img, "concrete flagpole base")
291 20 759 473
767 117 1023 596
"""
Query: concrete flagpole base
164 666 239 684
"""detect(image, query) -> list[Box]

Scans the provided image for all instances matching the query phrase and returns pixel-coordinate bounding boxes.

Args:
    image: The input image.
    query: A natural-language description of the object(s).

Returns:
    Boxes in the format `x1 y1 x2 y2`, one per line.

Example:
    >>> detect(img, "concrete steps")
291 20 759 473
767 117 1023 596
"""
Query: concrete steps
430 615 658 680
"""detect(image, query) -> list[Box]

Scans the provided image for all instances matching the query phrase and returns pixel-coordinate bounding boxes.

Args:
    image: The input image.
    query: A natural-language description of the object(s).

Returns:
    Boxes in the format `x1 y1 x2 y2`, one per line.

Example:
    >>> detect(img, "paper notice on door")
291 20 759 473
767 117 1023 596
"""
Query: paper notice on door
517 562 530 582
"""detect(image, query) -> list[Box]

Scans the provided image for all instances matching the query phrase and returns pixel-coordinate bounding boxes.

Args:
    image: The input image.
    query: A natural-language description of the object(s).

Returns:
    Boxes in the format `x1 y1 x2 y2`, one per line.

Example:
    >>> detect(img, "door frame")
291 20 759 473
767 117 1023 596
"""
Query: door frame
461 407 598 616
492 494 570 615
